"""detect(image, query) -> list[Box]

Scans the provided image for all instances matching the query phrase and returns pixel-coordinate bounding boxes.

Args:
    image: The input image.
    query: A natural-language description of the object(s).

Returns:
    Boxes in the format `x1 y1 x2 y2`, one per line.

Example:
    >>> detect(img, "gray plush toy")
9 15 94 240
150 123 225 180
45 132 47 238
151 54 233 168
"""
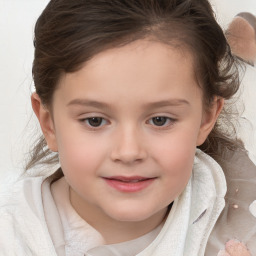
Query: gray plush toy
226 12 256 66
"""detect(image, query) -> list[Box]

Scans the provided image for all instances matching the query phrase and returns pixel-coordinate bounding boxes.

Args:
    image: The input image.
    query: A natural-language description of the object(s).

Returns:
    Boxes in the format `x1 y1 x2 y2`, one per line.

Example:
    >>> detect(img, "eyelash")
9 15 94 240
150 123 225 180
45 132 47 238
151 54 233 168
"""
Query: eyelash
79 117 108 129
79 115 176 130
147 116 176 128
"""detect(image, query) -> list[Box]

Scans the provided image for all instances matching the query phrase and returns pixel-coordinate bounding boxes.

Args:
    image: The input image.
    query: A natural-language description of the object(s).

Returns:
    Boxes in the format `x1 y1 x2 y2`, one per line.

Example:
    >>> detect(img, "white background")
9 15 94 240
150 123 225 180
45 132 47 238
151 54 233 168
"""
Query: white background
0 0 256 179
0 0 49 178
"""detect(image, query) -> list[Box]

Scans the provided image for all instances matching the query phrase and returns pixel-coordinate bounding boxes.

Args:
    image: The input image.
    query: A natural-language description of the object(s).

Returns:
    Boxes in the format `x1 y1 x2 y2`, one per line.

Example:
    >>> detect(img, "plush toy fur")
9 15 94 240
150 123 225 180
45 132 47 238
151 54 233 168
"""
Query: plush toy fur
226 12 256 66
217 240 251 256
216 12 256 256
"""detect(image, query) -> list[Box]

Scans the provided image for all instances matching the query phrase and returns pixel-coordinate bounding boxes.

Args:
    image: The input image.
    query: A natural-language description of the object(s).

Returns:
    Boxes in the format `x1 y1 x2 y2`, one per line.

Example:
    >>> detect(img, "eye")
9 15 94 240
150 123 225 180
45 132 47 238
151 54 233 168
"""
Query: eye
83 117 108 127
148 116 175 127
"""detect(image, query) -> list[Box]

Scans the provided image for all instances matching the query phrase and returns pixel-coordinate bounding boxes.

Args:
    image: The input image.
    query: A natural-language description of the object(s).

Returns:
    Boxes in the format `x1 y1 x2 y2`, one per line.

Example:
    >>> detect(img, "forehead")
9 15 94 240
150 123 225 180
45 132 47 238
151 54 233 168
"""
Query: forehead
55 39 201 105
84 39 194 75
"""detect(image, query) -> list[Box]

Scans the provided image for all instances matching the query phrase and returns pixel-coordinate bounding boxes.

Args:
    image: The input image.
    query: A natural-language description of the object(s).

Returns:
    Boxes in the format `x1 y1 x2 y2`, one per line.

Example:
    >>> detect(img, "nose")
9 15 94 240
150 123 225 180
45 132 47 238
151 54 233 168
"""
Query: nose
110 126 148 164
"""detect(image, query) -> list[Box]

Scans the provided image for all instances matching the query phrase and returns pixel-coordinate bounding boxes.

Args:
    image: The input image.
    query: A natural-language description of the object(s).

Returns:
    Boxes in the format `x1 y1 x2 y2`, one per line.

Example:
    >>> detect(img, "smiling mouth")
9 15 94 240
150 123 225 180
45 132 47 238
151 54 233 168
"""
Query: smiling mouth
103 176 156 192
106 176 153 181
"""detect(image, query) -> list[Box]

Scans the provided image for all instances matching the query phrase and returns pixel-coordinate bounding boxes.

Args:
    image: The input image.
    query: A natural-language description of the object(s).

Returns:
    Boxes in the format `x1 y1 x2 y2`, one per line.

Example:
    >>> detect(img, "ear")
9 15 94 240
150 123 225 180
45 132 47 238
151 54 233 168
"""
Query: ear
226 13 256 65
31 92 58 152
196 97 224 146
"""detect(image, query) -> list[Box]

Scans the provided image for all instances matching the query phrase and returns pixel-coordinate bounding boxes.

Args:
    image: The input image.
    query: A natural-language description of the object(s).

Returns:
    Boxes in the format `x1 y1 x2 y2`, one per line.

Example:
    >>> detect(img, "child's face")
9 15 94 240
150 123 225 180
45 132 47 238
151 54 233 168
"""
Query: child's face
40 40 220 224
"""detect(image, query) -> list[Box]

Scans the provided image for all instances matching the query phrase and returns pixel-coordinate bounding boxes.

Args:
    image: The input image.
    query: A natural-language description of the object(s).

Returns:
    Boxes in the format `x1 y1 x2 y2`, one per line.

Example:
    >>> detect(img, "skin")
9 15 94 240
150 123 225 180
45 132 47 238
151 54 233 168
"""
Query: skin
32 40 223 244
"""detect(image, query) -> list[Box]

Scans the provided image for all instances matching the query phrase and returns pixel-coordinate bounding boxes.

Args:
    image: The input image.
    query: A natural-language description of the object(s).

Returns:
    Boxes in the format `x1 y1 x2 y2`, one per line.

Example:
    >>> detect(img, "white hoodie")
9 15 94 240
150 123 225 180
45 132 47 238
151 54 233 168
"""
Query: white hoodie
0 149 227 256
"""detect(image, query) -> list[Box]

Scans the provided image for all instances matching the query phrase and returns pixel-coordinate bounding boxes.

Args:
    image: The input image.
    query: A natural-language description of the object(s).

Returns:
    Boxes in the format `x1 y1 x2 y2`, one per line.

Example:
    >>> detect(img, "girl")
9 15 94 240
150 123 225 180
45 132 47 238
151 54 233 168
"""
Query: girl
0 0 255 255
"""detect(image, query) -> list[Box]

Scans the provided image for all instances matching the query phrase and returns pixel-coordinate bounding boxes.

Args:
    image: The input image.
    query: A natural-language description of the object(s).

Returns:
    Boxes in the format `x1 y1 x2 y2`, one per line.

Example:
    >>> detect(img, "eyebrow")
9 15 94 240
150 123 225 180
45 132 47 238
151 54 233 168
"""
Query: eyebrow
66 98 190 109
67 99 111 110
143 99 190 108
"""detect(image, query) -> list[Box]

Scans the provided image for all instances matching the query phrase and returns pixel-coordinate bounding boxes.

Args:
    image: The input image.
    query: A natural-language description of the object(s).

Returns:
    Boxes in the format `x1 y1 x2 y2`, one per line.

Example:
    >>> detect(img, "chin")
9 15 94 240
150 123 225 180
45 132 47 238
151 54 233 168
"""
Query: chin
105 205 163 223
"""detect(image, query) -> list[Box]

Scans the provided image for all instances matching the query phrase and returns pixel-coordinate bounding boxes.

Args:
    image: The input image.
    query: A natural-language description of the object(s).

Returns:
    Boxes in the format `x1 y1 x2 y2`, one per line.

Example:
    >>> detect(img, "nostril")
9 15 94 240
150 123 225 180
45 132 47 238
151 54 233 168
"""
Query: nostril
111 151 147 164
110 129 148 163
110 143 147 164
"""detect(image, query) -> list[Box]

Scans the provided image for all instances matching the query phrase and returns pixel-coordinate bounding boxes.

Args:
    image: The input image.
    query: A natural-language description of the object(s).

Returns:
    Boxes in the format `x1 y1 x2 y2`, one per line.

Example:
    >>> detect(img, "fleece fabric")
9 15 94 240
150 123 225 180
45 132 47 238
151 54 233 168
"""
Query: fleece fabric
0 149 242 256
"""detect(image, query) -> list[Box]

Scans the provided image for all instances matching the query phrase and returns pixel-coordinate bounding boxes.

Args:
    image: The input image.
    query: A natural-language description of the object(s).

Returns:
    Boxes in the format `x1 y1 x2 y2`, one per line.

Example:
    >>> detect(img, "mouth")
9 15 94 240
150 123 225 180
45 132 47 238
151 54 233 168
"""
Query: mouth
102 176 156 193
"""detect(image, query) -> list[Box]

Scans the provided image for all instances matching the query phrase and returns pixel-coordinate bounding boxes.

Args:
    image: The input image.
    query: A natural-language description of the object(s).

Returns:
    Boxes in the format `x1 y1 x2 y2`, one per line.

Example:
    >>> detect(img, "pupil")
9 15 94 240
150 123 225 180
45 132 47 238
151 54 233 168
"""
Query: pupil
88 117 102 127
153 117 167 126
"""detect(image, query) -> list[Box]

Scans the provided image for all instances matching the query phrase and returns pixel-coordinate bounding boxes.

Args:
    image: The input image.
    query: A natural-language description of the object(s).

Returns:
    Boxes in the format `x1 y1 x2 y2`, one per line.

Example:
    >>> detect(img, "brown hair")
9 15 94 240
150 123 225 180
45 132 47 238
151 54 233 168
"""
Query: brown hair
26 0 244 171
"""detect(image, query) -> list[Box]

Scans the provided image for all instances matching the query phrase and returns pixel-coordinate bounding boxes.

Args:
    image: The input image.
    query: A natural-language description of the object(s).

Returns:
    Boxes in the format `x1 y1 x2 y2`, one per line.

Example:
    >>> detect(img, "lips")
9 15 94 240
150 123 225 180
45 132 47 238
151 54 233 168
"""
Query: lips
103 176 156 193
106 176 152 182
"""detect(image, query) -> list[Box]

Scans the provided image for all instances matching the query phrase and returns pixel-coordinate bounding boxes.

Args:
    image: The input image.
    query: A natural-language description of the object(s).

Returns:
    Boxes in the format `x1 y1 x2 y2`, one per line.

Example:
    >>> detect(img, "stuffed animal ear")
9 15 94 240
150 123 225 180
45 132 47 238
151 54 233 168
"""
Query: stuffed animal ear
226 12 256 66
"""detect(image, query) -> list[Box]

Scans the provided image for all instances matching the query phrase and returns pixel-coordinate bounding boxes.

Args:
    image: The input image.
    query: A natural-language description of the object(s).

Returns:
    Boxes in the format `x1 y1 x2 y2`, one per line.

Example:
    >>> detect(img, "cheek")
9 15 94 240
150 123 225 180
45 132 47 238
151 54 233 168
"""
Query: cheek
160 147 194 201
153 127 198 167
163 143 195 185
151 128 198 194
55 128 106 178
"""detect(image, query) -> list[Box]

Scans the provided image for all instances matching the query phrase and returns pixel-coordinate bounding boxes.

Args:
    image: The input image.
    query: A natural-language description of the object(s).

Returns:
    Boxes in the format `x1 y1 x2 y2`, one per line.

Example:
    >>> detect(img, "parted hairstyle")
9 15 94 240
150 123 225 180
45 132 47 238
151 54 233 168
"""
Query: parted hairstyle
27 0 243 171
